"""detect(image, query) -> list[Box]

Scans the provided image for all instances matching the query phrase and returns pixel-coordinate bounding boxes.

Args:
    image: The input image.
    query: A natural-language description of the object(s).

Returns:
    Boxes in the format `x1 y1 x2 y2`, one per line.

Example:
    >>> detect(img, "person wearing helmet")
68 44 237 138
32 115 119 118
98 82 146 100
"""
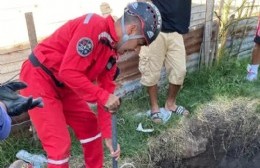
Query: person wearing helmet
246 17 260 81
19 1 161 168
138 0 191 123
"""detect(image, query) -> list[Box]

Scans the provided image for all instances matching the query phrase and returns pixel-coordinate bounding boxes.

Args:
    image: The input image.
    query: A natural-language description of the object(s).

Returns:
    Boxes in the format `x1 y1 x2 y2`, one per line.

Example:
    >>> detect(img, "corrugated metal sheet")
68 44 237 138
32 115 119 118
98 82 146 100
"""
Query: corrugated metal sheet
186 53 201 72
225 17 258 59
115 25 208 97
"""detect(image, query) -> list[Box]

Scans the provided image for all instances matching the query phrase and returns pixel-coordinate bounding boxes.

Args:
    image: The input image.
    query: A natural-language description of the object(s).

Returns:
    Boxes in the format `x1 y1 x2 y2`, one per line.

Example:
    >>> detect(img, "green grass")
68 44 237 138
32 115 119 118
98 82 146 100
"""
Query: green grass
115 58 260 160
0 131 44 167
0 58 259 167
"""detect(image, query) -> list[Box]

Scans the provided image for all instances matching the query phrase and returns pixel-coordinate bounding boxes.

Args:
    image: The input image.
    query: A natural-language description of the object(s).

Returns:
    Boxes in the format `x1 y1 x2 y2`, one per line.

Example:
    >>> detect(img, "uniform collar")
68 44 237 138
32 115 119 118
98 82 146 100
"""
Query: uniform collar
105 15 119 48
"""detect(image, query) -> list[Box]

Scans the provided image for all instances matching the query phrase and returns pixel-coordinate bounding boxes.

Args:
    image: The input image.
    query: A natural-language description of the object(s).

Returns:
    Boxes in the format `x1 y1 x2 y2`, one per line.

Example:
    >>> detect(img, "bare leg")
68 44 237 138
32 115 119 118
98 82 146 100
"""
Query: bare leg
147 85 161 122
165 83 189 116
247 43 260 81
165 83 180 110
251 43 260 65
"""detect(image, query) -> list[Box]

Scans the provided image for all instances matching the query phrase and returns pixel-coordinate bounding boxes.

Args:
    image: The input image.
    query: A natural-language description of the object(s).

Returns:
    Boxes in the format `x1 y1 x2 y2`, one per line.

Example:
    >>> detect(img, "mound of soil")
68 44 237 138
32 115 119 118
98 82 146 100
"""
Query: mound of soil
130 98 260 168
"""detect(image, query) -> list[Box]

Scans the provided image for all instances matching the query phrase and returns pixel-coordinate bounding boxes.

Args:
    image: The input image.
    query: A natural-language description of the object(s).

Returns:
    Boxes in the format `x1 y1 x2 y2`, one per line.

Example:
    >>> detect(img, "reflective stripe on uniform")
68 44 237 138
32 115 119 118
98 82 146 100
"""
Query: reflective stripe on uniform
84 13 93 24
80 133 101 144
47 157 70 165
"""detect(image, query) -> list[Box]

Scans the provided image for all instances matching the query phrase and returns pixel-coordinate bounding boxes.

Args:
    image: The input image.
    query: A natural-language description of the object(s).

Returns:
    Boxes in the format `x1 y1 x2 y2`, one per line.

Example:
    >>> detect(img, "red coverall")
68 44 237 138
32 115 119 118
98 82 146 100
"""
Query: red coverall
20 14 118 168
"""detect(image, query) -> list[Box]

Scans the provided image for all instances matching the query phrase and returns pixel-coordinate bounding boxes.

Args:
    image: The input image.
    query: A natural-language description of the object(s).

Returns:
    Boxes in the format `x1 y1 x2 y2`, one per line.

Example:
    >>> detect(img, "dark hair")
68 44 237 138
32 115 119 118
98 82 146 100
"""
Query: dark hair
119 13 143 35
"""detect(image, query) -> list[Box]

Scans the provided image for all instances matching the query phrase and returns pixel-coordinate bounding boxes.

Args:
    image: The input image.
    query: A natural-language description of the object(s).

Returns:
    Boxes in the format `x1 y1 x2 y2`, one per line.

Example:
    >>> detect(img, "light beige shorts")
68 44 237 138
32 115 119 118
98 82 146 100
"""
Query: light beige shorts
139 32 187 86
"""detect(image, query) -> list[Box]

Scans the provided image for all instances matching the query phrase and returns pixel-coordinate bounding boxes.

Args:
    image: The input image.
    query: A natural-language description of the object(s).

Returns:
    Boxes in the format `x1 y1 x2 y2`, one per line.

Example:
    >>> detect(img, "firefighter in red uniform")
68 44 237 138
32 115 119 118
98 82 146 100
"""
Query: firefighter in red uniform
19 2 162 168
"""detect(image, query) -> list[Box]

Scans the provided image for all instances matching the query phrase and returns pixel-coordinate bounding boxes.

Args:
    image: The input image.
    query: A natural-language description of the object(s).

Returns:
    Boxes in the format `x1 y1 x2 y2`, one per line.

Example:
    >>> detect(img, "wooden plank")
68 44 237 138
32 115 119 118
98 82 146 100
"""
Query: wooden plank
201 0 214 67
0 49 30 64
190 19 206 28
186 53 200 72
191 4 206 14
24 12 38 141
0 71 20 83
192 0 207 7
0 37 46 55
0 61 24 74
25 12 38 50
190 11 206 22
213 0 224 62
0 43 30 55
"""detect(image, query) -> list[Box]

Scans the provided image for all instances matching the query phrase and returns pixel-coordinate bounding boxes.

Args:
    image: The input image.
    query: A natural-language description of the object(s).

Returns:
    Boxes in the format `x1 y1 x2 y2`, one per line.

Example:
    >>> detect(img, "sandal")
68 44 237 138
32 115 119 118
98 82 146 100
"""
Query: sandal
170 106 189 116
150 112 163 123
147 108 172 123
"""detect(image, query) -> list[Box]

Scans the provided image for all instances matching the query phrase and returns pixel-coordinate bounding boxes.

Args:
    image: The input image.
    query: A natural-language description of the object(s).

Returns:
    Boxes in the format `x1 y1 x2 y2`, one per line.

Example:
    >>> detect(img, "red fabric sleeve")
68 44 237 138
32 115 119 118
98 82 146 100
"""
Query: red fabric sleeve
58 16 110 106
96 65 117 138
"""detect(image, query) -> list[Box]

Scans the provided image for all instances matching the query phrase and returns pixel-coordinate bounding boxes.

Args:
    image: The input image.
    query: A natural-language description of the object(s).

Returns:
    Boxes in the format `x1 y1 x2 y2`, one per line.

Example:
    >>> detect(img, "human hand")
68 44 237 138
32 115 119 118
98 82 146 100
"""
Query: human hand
0 81 43 116
104 94 121 113
104 138 121 161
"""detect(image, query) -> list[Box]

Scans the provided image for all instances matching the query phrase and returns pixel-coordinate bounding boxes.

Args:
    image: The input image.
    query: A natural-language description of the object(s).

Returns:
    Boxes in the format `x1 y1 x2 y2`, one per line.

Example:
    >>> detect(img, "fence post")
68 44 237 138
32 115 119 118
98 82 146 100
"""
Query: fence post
201 0 214 67
214 0 224 63
24 12 38 141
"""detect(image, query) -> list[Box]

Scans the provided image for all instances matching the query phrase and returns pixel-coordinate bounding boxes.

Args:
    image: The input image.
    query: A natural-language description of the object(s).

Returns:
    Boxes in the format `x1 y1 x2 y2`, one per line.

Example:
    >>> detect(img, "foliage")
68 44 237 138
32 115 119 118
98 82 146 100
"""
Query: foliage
217 0 259 61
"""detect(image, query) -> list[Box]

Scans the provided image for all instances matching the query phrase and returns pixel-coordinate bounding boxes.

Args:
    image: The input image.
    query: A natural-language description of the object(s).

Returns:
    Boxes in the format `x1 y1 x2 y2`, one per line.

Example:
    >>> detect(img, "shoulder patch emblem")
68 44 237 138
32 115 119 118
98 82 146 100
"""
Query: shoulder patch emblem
77 38 93 57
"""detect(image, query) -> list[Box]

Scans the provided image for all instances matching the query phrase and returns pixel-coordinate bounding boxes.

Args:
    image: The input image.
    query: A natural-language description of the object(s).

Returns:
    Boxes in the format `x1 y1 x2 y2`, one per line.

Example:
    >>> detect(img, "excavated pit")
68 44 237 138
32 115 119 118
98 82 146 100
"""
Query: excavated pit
127 98 260 168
